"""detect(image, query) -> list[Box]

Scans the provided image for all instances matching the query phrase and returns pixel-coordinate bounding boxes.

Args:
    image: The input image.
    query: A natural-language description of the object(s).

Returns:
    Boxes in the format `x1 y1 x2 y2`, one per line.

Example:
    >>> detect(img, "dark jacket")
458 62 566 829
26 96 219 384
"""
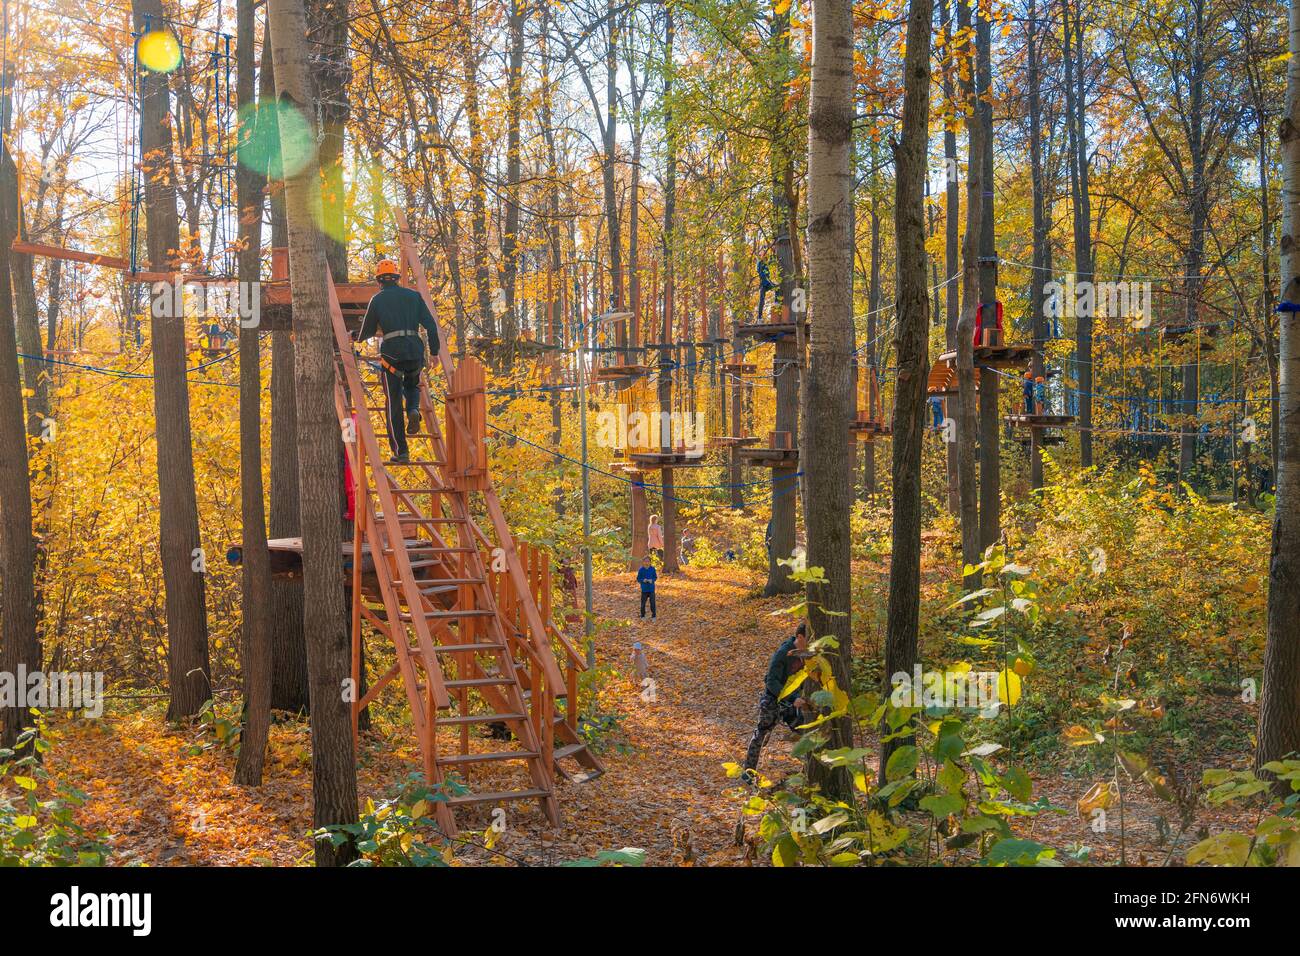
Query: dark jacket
357 284 440 366
636 565 657 594
763 634 802 699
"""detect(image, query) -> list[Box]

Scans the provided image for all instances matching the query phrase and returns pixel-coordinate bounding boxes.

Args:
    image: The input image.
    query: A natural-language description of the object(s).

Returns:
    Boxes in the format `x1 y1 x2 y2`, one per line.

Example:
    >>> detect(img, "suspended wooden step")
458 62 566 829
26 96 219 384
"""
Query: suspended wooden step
936 342 1034 371
1005 413 1076 430
627 448 708 468
739 431 799 467
595 364 651 382
722 361 759 375
707 435 761 449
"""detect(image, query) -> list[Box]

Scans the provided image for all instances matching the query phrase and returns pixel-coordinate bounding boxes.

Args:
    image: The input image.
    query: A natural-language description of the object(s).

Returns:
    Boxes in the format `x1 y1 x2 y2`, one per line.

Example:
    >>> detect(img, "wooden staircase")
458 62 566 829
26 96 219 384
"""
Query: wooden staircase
328 212 601 836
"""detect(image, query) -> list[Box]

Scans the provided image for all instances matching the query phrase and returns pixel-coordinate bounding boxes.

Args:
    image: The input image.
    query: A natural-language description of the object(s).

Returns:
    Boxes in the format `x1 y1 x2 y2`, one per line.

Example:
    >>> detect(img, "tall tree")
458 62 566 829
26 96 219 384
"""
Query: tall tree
1258 0 1300 780
803 0 855 801
881 0 934 778
1061 0 1094 469
263 20 310 715
1027 0 1053 490
232 0 272 786
0 138 38 750
266 0 358 865
764 0 801 597
133 0 211 721
955 0 982 579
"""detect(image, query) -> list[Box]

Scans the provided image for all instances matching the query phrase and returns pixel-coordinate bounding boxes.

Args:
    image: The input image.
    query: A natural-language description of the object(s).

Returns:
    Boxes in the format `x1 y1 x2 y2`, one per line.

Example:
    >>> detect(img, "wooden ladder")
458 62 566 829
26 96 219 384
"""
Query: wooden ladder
326 213 601 836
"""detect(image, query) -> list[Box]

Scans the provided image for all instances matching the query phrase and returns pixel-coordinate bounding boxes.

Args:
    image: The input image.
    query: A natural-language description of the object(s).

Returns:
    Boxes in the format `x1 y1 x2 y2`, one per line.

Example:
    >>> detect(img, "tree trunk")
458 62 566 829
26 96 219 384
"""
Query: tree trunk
955 0 982 580
233 0 272 786
975 3 1000 552
941 0 960 513
0 140 38 750
263 27 311 716
1062 0 1094 469
765 2 800 597
501 0 526 348
881 0 934 780
306 0 349 280
1257 0 1300 780
266 0 358 865
1027 0 1050 491
133 0 211 722
804 0 856 800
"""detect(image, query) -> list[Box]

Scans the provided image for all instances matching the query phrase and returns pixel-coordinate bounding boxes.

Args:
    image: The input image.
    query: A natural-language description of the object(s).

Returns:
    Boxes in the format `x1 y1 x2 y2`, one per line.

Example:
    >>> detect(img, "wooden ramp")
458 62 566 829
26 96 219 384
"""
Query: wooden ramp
328 212 601 836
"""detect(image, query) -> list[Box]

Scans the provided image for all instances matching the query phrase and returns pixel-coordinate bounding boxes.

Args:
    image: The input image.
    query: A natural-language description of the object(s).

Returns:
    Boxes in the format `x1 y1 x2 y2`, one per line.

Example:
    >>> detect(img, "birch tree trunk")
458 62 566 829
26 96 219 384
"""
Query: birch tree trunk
803 0 856 800
1257 0 1300 781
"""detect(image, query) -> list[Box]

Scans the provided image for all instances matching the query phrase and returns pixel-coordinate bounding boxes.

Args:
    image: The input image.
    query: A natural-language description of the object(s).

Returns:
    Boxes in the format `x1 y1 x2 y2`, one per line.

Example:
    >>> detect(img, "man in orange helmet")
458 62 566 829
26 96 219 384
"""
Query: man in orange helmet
356 259 440 463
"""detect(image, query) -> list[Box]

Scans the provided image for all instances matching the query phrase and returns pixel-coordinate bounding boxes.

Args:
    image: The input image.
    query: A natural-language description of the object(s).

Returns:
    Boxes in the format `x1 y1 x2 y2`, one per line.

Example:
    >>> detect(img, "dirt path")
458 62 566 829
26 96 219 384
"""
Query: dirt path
48 561 1256 866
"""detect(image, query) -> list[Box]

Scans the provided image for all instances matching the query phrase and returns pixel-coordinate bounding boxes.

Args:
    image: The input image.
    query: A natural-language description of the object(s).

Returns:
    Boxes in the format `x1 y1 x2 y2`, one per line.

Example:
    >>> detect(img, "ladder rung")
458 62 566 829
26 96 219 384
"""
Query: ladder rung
392 487 455 495
444 677 512 688
553 743 585 761
422 642 504 654
444 789 549 807
436 712 524 726
415 577 486 587
384 460 443 467
400 608 496 621
437 750 538 765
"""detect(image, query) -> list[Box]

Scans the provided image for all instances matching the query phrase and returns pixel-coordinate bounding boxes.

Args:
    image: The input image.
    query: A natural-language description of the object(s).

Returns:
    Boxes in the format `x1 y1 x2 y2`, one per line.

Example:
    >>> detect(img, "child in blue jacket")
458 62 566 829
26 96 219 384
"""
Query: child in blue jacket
637 554 658 619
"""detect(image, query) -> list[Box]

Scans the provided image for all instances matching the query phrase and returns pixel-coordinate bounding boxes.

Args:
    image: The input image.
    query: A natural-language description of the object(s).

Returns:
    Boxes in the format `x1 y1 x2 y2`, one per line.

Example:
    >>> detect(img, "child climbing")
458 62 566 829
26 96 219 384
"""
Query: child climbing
1035 375 1048 414
637 555 658 619
1023 370 1036 415
647 514 665 561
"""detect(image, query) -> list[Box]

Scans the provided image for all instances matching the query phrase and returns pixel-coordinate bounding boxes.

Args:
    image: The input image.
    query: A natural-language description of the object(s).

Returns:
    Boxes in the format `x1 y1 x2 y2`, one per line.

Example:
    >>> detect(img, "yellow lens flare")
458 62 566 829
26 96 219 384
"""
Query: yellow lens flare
137 29 182 74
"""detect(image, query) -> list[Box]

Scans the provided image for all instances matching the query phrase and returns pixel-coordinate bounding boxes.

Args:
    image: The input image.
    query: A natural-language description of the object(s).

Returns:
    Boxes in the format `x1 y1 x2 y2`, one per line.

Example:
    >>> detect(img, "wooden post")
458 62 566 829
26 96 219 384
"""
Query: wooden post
630 472 648 569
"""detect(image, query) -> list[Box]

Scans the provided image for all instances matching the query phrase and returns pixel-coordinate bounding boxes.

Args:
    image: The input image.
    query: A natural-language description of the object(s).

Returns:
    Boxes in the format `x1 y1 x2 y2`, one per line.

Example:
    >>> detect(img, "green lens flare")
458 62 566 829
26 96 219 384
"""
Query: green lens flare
236 101 314 180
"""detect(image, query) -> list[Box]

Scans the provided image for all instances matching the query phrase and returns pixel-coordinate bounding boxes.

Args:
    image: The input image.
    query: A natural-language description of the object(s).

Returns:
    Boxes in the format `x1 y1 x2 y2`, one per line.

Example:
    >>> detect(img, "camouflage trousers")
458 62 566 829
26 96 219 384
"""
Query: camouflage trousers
742 691 800 772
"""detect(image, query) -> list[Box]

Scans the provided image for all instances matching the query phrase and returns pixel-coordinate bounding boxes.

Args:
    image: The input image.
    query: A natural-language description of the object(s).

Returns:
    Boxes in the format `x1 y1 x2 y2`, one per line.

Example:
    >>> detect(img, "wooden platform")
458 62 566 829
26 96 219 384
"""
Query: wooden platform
1005 413 1076 429
936 343 1035 370
626 449 708 468
736 319 808 341
260 279 377 332
1016 434 1067 446
849 419 892 440
927 359 979 396
722 362 758 375
594 364 650 382
739 447 799 467
707 436 761 448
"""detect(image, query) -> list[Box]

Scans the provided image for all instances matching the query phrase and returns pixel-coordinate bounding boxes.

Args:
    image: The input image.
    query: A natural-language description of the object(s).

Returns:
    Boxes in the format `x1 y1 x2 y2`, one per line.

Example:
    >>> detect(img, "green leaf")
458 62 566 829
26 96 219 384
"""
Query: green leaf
920 793 964 818
885 745 918 782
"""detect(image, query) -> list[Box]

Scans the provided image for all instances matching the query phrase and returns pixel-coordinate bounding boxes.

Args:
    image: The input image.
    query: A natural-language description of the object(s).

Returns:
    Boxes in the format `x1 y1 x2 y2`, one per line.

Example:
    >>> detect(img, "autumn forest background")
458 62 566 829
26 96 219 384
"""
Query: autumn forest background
0 0 1297 873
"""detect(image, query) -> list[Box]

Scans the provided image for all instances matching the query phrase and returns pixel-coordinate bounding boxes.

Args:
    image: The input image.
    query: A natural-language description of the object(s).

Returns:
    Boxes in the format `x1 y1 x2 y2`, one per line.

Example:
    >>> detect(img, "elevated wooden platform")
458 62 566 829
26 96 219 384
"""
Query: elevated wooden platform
1016 434 1067 447
1005 413 1076 429
937 343 1035 370
594 364 650 382
737 318 808 341
707 435 761 448
849 418 892 440
626 449 708 468
260 279 377 332
739 447 799 467
927 359 979 397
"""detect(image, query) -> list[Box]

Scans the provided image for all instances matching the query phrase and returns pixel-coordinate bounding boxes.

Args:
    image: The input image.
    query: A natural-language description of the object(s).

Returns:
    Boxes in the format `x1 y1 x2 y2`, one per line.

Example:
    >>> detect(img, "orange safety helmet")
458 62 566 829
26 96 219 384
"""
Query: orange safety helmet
375 259 400 280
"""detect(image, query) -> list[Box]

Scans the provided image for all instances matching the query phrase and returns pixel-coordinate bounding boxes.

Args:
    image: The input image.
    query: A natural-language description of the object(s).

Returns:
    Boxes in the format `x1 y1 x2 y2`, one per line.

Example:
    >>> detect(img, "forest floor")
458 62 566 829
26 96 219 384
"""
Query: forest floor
47 563 1259 866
